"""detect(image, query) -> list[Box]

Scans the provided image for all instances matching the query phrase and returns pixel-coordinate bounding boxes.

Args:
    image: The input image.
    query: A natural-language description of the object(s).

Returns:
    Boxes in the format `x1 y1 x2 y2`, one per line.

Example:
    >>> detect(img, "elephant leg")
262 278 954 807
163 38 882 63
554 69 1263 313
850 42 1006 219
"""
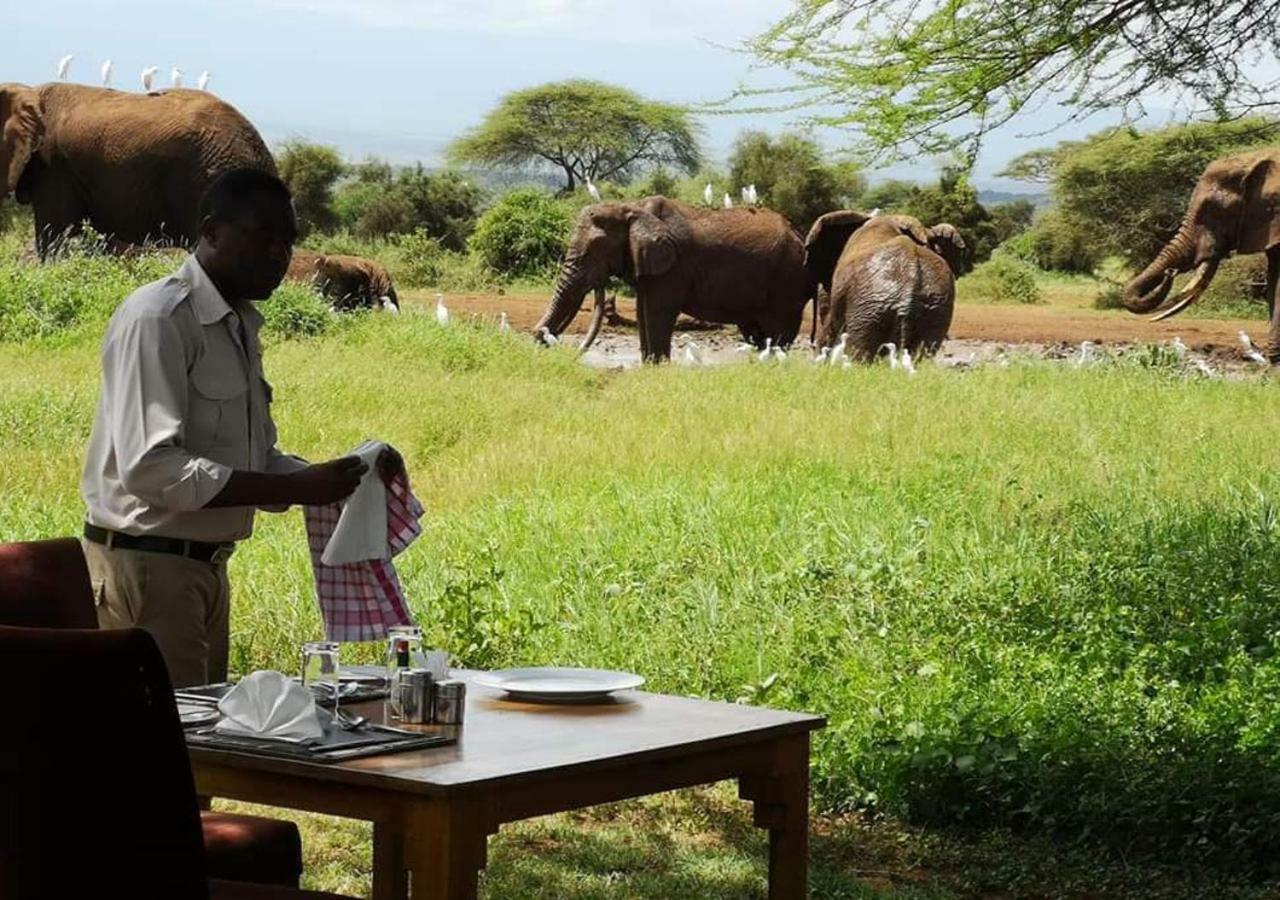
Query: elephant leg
29 175 88 260
1266 247 1280 364
647 303 678 362
636 295 651 361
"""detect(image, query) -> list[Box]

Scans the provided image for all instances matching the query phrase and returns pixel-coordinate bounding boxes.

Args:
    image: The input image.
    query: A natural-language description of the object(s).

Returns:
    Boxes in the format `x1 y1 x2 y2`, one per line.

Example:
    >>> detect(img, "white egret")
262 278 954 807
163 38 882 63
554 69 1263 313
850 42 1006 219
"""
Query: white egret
758 338 774 362
435 293 449 326
813 346 830 364
869 207 882 217
498 311 510 333
57 55 73 81
141 66 158 92
1239 330 1268 364
197 71 211 91
586 177 601 202
101 60 113 87
877 342 899 370
830 333 849 366
683 340 705 366
171 67 184 88
723 193 733 209
537 327 560 346
704 183 714 205
1171 336 1187 359
733 341 755 355
900 346 916 375
1076 341 1096 366
741 186 751 205
1193 358 1216 377
747 184 758 205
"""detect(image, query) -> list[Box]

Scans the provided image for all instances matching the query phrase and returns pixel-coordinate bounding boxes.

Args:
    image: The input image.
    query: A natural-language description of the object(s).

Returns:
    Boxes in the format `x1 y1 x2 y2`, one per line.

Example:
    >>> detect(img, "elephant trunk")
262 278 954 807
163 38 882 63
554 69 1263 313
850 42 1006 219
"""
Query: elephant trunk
1122 221 1196 313
578 288 607 352
535 258 593 344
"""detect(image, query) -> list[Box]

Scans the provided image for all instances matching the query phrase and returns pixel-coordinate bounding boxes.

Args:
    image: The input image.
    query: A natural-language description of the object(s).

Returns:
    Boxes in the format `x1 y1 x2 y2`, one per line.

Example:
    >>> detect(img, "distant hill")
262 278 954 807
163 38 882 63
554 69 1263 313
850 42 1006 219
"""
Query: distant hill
979 189 1049 208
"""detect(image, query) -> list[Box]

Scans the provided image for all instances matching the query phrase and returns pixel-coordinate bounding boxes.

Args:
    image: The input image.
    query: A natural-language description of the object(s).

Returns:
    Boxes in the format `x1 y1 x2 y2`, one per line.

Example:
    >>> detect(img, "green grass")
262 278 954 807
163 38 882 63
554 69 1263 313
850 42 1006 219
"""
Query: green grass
6 244 1280 896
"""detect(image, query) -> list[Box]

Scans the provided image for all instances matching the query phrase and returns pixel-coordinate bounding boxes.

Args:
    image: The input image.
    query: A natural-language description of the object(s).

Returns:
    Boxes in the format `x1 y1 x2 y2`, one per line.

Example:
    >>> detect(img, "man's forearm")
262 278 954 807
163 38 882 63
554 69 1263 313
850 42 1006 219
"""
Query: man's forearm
203 470 302 509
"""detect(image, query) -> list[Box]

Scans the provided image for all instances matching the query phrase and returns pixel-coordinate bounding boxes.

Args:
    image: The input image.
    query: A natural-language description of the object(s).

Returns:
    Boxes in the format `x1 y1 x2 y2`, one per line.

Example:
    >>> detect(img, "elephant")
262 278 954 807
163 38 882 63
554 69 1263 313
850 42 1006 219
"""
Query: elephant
287 250 400 312
1122 148 1280 361
0 83 275 258
804 211 970 361
533 196 812 362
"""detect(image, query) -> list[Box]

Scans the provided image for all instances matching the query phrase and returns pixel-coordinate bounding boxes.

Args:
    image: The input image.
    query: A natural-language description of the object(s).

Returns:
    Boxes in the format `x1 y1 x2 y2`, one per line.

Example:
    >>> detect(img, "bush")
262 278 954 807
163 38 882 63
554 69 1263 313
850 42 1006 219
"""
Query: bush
961 254 1043 304
1020 206 1106 274
260 280 335 339
276 141 345 237
1199 254 1269 317
728 130 865 231
468 189 571 279
333 165 484 249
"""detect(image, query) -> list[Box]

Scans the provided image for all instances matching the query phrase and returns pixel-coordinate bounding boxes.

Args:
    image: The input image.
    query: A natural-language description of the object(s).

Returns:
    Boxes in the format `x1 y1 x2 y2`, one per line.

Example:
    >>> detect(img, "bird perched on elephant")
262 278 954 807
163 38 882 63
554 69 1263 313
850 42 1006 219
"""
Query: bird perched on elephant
533 196 812 362
805 211 969 361
1122 148 1280 362
0 83 275 258
287 250 400 312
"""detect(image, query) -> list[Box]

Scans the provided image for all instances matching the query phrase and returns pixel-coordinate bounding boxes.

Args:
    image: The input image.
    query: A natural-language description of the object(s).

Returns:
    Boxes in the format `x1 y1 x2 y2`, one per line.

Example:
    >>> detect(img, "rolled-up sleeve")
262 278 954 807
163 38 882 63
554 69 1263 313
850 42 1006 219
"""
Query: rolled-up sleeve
105 314 232 511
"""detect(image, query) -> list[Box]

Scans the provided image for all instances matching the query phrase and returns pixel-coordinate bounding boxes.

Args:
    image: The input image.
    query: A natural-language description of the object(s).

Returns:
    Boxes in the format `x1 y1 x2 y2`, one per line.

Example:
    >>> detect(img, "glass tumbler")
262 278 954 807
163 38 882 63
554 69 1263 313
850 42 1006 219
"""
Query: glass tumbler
301 640 342 711
384 625 422 720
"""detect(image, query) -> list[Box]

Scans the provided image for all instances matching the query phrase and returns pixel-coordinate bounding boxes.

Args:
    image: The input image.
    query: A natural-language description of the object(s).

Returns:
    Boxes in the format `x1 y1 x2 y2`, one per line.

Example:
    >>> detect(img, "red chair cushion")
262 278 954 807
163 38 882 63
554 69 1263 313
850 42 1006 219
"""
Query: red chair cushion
202 812 304 888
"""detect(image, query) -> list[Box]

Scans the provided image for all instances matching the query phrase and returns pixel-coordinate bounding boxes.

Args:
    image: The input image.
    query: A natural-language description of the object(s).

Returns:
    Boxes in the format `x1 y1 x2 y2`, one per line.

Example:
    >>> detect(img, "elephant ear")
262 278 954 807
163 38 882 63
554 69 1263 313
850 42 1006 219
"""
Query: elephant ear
885 214 932 247
1 85 44 198
927 223 971 276
627 208 679 276
804 210 871 291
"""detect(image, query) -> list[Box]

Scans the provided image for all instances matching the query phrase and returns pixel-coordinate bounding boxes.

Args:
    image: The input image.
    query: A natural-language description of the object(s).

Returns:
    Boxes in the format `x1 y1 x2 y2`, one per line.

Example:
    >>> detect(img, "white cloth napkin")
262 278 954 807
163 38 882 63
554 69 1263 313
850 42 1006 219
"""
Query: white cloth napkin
321 439 390 566
214 670 324 741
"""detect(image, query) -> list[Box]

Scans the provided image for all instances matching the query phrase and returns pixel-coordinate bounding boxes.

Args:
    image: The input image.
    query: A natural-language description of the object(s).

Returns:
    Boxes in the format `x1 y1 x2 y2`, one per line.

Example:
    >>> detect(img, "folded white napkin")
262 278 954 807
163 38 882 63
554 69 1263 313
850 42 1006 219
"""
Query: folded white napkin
214 670 324 742
321 439 390 566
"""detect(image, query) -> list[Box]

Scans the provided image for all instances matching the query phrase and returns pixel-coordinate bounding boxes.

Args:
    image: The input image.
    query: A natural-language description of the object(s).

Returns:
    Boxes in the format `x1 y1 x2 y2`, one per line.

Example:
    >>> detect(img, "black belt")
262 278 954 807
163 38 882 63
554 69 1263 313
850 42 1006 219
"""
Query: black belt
83 524 236 565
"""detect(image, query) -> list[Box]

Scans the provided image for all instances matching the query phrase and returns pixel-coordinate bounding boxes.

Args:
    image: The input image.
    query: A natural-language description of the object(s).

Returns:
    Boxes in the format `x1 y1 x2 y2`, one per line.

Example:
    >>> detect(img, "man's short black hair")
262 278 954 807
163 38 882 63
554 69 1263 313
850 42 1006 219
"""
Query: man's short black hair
198 167 293 224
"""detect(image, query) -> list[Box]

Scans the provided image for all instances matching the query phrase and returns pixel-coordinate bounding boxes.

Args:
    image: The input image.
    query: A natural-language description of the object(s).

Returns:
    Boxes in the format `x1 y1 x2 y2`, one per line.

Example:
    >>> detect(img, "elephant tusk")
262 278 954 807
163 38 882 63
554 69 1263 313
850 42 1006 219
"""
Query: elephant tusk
578 286 607 353
1149 259 1218 322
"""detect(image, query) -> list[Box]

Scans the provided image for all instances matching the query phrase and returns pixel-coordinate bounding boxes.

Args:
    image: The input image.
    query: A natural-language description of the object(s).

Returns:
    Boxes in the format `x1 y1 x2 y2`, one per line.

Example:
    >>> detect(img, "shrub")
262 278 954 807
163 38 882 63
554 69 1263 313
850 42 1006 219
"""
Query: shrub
962 254 1043 304
260 280 335 339
276 140 345 237
468 189 571 279
1022 206 1105 274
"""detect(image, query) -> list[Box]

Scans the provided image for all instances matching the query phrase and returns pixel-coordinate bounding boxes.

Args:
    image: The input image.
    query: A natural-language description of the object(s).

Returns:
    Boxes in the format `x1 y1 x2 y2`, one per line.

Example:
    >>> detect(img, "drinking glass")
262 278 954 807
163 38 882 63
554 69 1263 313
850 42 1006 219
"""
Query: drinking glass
301 640 341 711
385 625 422 720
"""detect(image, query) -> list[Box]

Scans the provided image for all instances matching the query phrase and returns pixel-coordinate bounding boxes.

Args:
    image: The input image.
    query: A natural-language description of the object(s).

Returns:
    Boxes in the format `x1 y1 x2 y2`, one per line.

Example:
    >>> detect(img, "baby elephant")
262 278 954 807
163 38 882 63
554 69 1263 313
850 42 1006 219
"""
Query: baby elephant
287 251 400 313
805 211 969 361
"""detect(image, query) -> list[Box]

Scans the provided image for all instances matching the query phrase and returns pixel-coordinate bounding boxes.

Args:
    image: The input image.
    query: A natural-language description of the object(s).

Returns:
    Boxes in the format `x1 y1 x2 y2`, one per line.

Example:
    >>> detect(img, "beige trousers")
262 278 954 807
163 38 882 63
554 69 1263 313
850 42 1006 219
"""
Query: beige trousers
81 538 230 688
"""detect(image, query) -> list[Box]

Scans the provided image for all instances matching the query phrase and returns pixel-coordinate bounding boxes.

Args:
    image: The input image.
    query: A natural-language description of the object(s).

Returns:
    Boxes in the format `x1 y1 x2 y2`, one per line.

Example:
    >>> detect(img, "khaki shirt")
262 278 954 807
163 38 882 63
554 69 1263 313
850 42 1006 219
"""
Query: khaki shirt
81 255 306 542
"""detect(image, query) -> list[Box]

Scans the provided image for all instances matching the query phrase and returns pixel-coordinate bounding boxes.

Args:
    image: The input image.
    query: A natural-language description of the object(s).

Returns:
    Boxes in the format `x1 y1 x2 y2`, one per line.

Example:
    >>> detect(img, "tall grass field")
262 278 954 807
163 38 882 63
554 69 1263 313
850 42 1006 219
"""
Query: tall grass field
5 245 1280 896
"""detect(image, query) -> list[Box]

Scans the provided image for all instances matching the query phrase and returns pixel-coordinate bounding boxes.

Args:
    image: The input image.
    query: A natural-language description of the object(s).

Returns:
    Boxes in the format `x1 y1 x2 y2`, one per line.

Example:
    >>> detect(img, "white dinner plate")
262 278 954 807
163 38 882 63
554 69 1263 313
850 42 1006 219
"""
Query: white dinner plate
177 702 221 728
472 667 645 703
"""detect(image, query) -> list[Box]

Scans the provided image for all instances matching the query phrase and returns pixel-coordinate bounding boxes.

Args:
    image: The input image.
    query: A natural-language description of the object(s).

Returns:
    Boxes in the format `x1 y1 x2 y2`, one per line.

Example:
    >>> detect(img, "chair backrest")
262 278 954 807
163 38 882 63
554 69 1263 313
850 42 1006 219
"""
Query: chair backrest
0 537 97 628
0 626 208 899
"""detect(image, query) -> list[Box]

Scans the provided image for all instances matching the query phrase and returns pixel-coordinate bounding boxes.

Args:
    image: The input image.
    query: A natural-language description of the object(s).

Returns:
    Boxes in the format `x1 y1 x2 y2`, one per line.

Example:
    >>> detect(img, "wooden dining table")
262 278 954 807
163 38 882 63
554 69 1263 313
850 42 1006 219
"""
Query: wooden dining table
188 672 826 900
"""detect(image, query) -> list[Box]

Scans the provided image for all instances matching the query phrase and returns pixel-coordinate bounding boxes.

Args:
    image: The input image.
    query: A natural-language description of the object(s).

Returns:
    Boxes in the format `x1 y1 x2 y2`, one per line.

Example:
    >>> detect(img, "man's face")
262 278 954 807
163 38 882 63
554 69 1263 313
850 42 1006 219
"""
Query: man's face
202 194 298 301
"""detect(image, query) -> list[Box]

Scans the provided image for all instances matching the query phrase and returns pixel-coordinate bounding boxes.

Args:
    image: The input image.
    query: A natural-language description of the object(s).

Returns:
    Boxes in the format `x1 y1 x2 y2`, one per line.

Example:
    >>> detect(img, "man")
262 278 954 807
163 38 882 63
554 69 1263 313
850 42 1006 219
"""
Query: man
81 167 386 687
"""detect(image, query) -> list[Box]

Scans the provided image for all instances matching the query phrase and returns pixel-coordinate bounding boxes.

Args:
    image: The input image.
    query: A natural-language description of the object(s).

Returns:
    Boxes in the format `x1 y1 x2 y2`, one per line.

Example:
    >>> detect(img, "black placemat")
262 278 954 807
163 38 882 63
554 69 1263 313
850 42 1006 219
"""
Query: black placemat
185 723 452 762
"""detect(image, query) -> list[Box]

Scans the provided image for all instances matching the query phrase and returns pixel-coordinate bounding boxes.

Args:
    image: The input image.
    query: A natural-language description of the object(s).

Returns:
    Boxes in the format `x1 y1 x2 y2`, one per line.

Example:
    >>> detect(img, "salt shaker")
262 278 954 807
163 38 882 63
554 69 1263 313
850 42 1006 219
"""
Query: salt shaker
432 680 466 725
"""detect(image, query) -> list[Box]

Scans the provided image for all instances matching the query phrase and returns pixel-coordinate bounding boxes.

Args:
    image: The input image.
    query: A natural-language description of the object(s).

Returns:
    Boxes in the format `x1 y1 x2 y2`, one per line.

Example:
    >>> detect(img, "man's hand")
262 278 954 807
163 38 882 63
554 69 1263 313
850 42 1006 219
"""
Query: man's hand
287 456 369 506
377 446 405 487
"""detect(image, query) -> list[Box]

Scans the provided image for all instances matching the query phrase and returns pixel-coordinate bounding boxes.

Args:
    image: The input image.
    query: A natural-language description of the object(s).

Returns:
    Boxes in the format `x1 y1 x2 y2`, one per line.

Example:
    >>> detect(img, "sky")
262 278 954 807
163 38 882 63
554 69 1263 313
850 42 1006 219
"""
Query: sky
8 0 1173 192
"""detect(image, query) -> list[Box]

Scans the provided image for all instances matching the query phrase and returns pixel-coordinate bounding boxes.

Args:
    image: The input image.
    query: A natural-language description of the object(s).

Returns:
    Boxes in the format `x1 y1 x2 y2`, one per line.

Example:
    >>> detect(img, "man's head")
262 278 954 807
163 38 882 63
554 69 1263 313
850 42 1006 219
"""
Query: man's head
195 168 297 302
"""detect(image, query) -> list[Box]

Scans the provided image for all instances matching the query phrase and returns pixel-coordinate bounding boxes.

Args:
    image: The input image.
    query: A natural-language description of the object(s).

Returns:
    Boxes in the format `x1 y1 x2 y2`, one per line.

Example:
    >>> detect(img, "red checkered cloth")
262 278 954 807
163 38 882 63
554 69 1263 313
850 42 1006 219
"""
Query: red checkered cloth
303 471 424 642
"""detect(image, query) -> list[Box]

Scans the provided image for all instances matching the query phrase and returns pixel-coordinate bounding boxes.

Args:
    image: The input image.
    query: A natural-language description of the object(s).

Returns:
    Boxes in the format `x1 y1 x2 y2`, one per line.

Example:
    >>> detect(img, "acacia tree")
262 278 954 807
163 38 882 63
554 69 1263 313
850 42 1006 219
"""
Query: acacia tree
747 0 1280 160
728 131 864 231
449 80 701 192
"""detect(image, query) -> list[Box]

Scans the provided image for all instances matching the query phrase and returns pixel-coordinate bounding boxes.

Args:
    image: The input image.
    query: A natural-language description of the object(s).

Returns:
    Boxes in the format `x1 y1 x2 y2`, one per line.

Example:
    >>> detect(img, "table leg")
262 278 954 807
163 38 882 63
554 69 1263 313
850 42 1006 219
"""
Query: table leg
372 821 409 900
403 797 495 900
739 733 811 900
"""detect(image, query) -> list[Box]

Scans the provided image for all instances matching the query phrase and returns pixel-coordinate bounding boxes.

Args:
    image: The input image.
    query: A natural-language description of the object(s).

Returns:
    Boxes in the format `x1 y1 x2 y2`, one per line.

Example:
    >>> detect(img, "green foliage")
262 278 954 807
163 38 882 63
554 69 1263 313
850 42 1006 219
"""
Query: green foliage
961 254 1043 304
1199 255 1270 317
469 189 572 279
1005 118 1280 268
448 80 702 191
1014 206 1106 274
861 167 1009 262
748 0 1280 159
276 140 346 237
727 130 865 230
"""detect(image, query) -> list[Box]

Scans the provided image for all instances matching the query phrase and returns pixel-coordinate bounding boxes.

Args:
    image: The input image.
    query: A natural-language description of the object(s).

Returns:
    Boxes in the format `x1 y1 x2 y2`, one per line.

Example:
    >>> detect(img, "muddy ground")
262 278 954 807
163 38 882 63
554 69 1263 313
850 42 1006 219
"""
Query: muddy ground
411 290 1273 374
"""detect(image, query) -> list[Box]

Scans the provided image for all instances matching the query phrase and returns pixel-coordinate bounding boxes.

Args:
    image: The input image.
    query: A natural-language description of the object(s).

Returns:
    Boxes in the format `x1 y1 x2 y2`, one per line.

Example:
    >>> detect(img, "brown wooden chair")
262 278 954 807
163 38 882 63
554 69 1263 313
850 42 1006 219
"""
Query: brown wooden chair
0 537 305 889
0 625 354 900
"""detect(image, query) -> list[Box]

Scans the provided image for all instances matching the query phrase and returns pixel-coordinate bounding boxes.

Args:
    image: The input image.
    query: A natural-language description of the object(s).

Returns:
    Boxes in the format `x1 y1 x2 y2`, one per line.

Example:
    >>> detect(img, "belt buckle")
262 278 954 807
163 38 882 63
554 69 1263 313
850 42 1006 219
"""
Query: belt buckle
209 544 234 565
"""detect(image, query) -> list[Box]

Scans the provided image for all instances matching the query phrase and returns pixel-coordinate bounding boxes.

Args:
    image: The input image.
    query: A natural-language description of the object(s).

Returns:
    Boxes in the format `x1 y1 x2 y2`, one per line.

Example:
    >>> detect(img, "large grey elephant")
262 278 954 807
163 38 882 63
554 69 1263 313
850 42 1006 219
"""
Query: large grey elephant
805 211 969 360
1122 148 1280 361
0 83 275 258
534 196 812 362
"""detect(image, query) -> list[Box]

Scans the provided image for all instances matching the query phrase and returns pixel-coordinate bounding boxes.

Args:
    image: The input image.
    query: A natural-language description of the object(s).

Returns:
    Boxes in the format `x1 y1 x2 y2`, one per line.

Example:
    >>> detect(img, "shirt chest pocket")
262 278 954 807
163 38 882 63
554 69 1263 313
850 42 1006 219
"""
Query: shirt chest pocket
189 361 249 448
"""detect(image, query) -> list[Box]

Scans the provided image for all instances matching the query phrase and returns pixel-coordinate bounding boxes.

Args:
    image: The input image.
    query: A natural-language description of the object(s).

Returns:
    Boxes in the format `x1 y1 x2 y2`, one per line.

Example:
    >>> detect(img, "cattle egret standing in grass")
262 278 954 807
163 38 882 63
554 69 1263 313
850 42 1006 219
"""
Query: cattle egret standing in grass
141 66 157 91
741 186 750 205
813 346 830 364
197 71 211 91
498 311 510 333
723 193 733 209
1194 358 1216 377
877 342 899 370
586 178 601 202
171 67 184 88
830 333 849 366
101 60 113 87
1171 336 1187 359
1239 330 1268 364
901 346 917 375
683 340 705 366
537 326 559 346
747 184 758 205
57 55 73 81
435 293 449 326
704 183 714 205
1076 341 1096 366
869 208 882 217
758 338 785 361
